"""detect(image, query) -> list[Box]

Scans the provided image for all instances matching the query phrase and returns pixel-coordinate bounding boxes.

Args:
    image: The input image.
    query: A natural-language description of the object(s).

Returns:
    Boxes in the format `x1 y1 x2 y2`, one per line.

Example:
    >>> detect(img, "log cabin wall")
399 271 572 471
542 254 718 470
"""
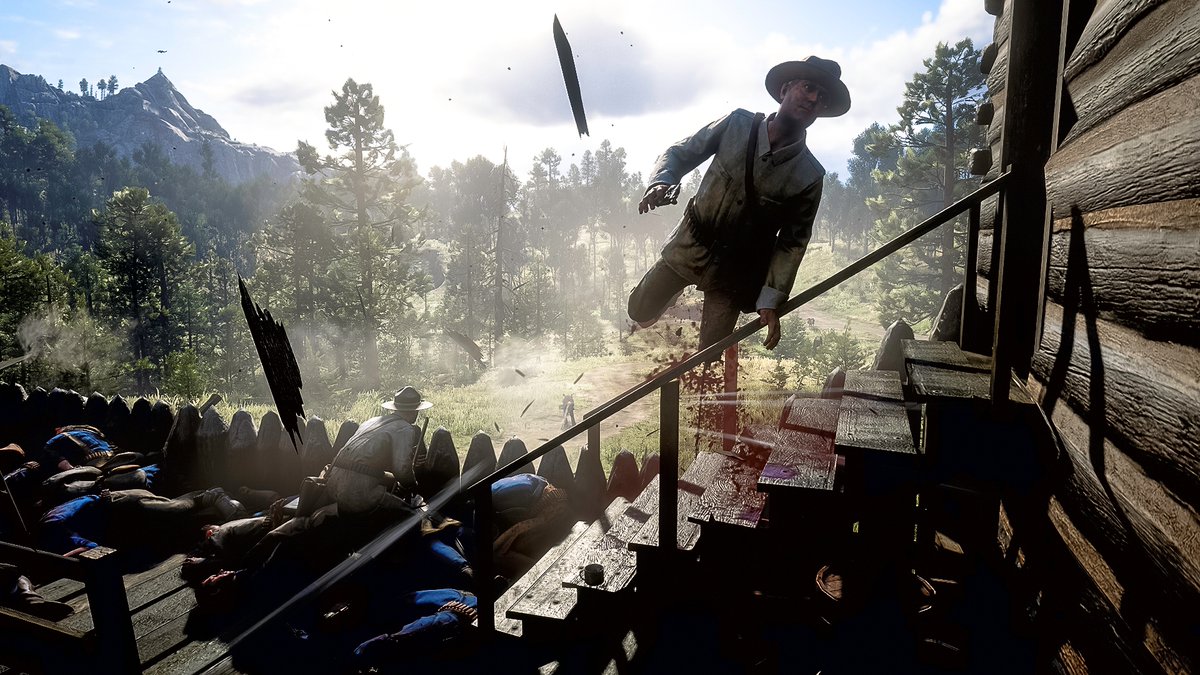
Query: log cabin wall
977 0 1200 672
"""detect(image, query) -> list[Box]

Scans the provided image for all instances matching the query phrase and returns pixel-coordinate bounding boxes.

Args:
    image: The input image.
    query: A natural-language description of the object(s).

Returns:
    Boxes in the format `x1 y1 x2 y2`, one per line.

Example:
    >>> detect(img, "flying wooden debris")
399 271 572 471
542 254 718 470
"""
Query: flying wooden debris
514 368 526 378
573 372 584 385
239 276 304 450
553 15 588 137
521 400 534 417
645 428 659 437
445 329 486 367
494 421 501 433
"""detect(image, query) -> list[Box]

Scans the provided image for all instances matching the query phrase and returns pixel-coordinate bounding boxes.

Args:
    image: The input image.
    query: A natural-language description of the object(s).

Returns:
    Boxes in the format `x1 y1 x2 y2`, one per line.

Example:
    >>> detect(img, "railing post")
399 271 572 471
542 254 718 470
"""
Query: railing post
961 202 981 352
81 546 138 673
474 483 495 633
659 380 679 554
723 345 737 453
587 412 600 469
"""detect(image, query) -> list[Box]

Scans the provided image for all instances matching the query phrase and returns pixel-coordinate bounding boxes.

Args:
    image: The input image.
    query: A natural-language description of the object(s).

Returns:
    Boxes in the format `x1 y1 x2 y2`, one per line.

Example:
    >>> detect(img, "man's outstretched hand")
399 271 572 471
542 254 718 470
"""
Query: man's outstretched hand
639 184 674 214
759 308 780 350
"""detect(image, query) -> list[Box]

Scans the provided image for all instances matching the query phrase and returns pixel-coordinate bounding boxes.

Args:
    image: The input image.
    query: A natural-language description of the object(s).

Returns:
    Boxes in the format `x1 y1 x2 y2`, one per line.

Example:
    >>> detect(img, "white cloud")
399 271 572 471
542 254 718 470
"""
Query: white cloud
108 0 996 181
54 28 81 40
0 40 15 56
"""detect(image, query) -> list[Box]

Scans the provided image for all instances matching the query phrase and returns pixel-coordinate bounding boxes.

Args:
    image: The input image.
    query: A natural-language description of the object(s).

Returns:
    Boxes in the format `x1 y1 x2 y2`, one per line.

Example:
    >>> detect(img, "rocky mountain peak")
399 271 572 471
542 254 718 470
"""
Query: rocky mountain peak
0 64 298 186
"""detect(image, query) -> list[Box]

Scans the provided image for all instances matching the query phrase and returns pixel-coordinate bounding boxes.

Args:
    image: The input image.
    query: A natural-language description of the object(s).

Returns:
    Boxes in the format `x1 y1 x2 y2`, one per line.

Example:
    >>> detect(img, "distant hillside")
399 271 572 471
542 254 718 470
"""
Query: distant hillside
0 65 298 186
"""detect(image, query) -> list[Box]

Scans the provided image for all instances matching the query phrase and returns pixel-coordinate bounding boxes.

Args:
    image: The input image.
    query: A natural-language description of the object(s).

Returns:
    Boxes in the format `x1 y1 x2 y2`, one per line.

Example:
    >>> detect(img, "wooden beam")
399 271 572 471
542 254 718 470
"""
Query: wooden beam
982 223 1200 347
1064 0 1168 81
1049 74 1200 214
1035 299 1200 507
1062 0 1200 143
991 0 1065 397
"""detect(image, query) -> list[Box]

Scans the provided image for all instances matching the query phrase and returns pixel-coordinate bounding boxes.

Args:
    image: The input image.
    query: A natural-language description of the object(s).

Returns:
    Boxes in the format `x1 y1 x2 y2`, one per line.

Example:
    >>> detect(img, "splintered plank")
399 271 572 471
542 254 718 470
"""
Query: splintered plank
488 520 590 637
758 398 840 493
628 474 705 552
507 497 630 623
837 371 917 459
60 554 188 632
688 452 767 529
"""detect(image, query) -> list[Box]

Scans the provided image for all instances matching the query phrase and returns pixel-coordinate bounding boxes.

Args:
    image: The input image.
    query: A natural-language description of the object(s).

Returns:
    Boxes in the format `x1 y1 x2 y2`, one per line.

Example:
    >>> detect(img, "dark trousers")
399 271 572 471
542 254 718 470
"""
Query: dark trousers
628 259 742 352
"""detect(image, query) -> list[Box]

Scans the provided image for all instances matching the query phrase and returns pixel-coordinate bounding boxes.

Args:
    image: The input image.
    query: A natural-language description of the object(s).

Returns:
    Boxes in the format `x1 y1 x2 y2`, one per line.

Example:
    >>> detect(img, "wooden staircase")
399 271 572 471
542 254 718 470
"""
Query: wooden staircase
483 340 1040 671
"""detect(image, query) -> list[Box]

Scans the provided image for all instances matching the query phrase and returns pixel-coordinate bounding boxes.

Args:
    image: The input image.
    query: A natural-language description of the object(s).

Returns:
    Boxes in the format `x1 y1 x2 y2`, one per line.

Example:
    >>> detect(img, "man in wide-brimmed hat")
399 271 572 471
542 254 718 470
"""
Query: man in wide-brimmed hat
628 56 850 354
326 386 432 518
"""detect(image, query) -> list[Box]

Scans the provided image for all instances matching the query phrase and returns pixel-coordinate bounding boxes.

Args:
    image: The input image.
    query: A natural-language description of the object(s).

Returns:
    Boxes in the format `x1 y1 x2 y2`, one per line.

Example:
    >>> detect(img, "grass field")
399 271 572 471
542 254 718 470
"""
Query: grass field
190 243 903 477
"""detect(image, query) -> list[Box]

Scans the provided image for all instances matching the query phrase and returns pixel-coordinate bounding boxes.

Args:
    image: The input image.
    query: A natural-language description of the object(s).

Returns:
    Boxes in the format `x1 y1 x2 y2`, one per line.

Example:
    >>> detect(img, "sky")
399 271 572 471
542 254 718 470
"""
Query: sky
1 0 994 181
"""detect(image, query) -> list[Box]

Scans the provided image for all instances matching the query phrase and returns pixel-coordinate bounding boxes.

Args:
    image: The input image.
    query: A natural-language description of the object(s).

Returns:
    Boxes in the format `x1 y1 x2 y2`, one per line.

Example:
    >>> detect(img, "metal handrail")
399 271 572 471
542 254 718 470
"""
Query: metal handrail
210 171 1011 651
468 170 1011 496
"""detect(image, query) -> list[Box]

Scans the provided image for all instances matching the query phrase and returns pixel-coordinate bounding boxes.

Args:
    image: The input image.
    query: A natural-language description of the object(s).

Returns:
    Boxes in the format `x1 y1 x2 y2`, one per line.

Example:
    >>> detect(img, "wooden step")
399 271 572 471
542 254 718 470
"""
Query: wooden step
505 497 630 627
485 520 590 638
561 475 673 595
627 474 704 552
836 370 918 464
902 340 991 402
686 452 766 530
757 398 840 496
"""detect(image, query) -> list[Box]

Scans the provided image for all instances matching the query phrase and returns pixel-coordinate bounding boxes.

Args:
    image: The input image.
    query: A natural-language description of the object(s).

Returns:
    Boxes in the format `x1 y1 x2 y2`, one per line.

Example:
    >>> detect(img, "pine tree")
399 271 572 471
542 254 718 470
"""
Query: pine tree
872 39 986 326
79 78 88 97
95 187 194 393
295 78 427 388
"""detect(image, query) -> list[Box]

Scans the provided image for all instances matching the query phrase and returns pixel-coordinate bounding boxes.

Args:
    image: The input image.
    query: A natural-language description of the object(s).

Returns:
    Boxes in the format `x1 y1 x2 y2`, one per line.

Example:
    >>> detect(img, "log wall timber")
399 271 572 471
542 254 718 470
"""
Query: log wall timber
1064 0 1167 81
981 205 1199 347
1062 0 1200 143
1049 74 1200 215
1026 379 1195 673
1034 299 1200 511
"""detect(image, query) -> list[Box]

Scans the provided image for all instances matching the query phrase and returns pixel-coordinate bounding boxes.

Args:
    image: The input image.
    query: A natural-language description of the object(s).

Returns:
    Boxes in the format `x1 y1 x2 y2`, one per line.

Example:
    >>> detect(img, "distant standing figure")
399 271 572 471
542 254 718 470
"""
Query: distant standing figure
561 394 576 430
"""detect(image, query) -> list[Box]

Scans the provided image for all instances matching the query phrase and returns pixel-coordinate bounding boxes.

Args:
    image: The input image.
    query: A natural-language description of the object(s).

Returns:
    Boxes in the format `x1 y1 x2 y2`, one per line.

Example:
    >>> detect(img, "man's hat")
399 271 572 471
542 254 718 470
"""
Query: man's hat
765 56 851 117
382 386 433 412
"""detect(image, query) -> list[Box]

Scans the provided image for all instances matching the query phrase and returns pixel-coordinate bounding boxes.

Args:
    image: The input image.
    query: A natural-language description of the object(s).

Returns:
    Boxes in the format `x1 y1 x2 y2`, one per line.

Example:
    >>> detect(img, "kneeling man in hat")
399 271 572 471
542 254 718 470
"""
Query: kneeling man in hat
326 386 432 518
628 56 851 353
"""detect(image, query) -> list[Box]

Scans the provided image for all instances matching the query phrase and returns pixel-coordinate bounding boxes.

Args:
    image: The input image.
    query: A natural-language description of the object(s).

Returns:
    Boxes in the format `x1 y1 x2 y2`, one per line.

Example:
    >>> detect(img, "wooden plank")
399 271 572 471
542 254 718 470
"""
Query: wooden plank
489 520 590 637
34 577 85 603
1064 0 1167 81
144 633 229 675
987 40 1009 98
687 452 767 529
1036 299 1200 507
1062 0 1200 143
561 478 663 594
843 370 904 401
992 0 1012 46
906 366 990 401
60 554 187 633
757 400 838 494
1050 74 1200 214
506 497 629 622
901 340 976 369
132 587 198 664
1026 377 1198 672
837 370 915 458
994 0 1064 392
628 474 704 552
